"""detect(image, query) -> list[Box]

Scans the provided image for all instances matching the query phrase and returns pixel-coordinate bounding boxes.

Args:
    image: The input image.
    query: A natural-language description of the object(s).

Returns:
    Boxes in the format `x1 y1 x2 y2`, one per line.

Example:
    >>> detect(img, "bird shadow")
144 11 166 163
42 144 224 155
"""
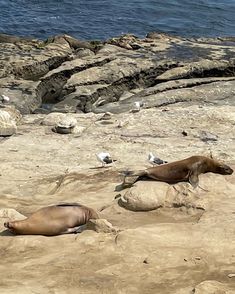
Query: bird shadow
89 166 112 170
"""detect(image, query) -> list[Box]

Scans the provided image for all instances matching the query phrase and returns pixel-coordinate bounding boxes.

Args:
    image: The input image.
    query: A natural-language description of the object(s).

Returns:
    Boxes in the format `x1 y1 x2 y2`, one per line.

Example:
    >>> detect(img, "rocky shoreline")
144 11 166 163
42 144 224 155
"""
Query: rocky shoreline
0 32 235 293
0 32 235 115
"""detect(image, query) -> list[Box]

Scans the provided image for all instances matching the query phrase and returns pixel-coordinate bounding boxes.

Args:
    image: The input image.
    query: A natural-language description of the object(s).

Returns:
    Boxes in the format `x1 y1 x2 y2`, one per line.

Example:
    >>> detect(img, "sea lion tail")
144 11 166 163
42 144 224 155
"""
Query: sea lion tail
119 169 147 177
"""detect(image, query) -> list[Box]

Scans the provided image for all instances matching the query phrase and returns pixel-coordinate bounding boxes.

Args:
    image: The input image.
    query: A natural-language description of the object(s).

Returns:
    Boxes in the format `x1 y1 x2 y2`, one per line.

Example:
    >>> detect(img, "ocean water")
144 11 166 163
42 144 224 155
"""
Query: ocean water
0 0 234 40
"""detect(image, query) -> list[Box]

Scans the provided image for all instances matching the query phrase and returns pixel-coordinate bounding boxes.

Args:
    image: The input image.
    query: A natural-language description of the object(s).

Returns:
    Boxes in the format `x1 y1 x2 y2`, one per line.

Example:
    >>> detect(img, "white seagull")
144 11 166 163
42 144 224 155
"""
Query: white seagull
148 152 168 166
96 152 116 167
134 101 143 108
131 101 144 113
0 94 10 103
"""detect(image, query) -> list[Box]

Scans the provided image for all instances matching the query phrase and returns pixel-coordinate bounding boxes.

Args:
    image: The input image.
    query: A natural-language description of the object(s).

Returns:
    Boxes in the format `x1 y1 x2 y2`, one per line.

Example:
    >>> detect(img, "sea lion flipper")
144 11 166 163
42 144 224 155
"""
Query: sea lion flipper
62 224 87 234
189 174 199 188
189 171 199 188
188 161 202 188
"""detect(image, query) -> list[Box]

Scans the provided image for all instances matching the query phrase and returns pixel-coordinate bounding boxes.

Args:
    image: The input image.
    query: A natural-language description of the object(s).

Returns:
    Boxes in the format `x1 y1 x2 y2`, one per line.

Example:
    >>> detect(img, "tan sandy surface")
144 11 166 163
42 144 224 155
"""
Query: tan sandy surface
0 103 235 293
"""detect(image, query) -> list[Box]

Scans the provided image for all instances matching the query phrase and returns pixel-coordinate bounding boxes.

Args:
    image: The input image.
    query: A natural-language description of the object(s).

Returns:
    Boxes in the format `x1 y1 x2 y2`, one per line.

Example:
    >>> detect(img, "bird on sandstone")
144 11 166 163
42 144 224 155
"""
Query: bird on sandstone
148 152 168 166
96 152 116 167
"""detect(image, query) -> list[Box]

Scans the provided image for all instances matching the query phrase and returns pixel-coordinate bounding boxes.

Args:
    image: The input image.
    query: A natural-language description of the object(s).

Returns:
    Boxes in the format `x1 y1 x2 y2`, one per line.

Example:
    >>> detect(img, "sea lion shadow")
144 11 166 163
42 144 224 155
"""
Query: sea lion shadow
115 183 132 192
114 177 153 192
0 229 14 237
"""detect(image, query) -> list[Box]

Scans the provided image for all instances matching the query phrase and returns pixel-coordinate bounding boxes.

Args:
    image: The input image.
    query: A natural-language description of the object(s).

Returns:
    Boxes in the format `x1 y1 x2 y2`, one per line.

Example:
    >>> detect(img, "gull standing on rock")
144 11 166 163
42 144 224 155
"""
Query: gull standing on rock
148 152 168 166
131 101 144 113
0 94 10 103
96 152 116 167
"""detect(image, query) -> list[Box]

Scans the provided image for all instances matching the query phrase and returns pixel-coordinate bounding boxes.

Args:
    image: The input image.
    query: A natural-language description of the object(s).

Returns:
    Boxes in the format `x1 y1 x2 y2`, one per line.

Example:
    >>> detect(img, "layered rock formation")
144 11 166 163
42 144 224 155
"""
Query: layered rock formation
0 32 234 114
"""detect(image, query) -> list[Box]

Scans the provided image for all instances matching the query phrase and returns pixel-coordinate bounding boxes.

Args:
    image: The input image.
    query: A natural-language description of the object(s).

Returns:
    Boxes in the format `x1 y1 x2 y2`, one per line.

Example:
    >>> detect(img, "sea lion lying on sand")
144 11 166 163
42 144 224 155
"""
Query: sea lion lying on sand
120 156 233 188
4 203 99 236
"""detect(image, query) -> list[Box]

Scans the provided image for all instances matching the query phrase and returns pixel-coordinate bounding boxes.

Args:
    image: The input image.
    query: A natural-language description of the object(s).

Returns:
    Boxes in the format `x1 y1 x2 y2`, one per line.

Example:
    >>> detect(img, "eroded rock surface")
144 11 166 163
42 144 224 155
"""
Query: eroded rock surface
0 105 22 136
0 32 234 114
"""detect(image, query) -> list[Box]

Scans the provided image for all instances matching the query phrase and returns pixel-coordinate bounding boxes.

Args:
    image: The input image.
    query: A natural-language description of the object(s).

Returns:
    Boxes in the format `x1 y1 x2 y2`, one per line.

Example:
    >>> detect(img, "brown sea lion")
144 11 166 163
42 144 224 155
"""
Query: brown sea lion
121 156 233 188
4 203 99 236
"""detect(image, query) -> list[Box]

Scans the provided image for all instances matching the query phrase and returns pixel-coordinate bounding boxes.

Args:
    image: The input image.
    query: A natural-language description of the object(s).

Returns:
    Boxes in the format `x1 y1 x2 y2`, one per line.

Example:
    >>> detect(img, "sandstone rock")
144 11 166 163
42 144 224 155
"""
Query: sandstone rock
53 116 77 134
119 181 169 211
0 208 26 220
0 105 22 136
0 105 22 123
193 280 234 294
0 109 17 136
87 218 119 233
156 59 233 81
41 112 66 126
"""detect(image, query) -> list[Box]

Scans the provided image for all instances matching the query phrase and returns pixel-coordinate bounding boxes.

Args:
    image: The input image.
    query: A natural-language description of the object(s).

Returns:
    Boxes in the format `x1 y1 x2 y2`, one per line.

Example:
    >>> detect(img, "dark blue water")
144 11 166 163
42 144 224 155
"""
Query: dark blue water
0 0 234 40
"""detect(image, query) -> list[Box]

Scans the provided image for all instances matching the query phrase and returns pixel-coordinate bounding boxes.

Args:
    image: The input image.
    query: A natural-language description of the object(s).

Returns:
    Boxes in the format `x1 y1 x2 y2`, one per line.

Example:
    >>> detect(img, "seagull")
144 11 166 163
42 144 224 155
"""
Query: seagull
96 152 116 167
134 101 143 108
148 152 168 166
0 94 10 103
131 101 144 113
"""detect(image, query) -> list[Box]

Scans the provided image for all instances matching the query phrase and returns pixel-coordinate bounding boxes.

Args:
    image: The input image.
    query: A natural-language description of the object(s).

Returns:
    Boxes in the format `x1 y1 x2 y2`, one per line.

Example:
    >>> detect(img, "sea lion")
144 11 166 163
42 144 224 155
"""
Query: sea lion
121 156 233 188
4 203 99 236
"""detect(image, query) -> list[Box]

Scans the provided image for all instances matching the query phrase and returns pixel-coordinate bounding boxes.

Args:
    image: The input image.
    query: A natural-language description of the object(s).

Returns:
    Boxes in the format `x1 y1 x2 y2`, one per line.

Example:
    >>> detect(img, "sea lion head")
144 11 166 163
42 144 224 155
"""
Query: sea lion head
214 162 233 175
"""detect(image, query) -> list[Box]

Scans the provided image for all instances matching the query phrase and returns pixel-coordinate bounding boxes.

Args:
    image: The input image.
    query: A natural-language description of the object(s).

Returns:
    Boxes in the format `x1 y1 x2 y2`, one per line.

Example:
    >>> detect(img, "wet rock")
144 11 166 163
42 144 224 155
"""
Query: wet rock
107 34 138 50
45 34 100 52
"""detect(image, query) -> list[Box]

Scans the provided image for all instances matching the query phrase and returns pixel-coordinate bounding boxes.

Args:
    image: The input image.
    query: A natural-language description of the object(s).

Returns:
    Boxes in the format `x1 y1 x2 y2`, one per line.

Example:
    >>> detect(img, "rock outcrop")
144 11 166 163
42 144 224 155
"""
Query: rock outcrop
0 32 234 114
0 105 22 136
